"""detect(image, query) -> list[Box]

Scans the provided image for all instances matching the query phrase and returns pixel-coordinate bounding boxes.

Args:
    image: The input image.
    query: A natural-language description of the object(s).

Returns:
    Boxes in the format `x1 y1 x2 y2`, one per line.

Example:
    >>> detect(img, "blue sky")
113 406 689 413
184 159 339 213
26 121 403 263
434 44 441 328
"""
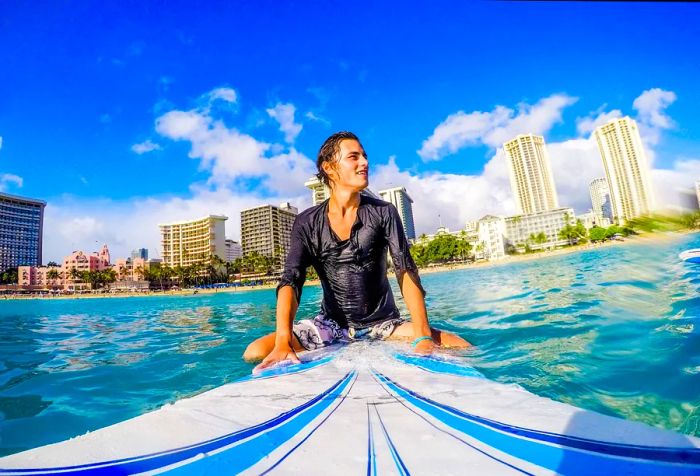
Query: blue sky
0 1 698 262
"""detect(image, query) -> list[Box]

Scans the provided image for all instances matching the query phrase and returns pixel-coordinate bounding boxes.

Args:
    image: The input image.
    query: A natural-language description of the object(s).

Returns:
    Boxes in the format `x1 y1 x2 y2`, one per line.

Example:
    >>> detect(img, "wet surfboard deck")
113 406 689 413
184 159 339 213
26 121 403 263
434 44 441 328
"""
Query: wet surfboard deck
1 342 699 475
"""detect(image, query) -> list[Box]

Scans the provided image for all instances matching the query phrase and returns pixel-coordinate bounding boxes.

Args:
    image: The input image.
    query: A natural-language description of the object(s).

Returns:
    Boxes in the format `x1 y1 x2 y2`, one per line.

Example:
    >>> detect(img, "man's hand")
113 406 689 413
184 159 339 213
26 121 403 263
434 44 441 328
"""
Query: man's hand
413 337 436 355
254 341 301 373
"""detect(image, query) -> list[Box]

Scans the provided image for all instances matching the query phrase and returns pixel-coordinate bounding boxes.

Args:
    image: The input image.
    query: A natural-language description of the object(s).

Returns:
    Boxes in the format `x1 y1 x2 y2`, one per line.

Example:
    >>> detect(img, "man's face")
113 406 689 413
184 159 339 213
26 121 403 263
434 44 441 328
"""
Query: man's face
325 139 369 191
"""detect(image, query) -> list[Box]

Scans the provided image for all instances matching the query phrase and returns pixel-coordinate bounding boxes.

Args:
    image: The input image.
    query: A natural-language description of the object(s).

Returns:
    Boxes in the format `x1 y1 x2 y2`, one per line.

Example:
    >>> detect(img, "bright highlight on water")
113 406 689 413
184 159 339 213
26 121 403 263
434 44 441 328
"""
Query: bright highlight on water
1 235 699 457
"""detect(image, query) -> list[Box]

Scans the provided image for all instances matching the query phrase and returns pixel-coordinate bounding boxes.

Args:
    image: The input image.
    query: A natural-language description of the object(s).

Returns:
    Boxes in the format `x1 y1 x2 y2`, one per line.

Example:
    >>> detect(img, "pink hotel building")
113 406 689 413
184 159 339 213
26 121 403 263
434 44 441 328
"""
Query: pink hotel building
19 245 112 291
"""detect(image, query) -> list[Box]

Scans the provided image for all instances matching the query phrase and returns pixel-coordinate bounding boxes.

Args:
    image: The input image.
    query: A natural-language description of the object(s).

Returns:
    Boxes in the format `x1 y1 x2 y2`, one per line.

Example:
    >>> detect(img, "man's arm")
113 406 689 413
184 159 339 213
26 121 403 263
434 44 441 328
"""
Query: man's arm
256 286 301 369
397 271 436 354
257 216 310 369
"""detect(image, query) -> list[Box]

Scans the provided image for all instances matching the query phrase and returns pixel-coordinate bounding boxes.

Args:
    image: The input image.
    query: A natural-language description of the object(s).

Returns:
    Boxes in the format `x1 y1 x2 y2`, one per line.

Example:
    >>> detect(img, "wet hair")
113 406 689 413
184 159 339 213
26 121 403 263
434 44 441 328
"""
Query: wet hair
316 131 365 187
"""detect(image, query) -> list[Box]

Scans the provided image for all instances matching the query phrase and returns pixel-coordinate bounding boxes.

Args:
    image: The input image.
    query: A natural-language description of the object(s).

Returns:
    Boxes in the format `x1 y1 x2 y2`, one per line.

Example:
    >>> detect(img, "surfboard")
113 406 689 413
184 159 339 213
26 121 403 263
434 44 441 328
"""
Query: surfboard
1 342 699 475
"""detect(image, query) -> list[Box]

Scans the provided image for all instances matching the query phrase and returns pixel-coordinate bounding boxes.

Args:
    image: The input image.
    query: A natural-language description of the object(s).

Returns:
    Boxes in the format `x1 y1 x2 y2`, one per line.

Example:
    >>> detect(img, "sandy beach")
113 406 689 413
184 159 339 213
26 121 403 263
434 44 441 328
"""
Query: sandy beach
4 230 695 302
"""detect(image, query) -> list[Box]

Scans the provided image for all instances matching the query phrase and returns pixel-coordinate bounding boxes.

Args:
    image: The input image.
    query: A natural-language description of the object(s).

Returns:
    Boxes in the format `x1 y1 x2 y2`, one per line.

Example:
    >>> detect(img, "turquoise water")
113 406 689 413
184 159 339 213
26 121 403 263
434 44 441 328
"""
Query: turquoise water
2 234 700 456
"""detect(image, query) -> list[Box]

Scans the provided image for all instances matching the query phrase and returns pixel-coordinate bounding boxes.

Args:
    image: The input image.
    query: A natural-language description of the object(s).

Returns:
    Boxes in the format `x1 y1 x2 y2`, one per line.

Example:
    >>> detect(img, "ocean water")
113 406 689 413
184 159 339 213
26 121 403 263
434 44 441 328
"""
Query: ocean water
1 233 700 456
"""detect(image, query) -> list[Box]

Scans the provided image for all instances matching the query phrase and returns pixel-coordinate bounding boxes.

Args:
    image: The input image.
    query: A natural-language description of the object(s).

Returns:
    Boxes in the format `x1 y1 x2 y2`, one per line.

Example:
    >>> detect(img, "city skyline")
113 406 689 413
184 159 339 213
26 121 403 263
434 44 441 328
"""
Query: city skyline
1 2 698 262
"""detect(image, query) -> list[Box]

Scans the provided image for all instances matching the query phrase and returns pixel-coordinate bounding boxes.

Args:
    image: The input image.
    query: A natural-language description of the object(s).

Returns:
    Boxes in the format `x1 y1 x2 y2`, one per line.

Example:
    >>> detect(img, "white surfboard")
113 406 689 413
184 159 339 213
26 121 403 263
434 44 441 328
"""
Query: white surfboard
1 342 699 475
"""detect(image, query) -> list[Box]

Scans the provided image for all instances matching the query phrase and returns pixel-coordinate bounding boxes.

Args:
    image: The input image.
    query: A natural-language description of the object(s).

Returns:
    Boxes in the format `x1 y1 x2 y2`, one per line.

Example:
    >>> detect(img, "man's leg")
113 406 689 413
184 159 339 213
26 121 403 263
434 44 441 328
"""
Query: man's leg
242 332 306 362
388 322 471 348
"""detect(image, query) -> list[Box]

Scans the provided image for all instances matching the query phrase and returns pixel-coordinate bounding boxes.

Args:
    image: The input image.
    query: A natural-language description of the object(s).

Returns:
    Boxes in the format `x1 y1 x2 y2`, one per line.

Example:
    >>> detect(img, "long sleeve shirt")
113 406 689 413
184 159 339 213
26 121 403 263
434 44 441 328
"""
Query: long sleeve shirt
277 194 425 329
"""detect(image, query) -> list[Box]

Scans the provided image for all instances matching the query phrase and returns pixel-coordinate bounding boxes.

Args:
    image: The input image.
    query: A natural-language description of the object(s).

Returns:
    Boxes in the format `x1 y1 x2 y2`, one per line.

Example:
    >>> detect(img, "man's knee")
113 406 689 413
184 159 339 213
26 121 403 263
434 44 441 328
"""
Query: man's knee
438 331 471 349
243 340 267 362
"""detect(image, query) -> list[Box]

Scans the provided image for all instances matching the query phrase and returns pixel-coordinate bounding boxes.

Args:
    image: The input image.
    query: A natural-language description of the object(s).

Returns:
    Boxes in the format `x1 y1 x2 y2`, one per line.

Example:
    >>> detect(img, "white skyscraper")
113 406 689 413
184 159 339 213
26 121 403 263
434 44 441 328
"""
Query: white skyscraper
594 117 655 223
378 187 416 240
304 176 331 206
589 177 613 221
503 134 559 214
695 180 700 209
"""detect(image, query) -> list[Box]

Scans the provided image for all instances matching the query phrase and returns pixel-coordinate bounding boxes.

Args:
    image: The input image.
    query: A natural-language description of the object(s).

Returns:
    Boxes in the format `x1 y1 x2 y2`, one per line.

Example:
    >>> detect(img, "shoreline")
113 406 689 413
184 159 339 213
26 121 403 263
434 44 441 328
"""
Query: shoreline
4 230 696 302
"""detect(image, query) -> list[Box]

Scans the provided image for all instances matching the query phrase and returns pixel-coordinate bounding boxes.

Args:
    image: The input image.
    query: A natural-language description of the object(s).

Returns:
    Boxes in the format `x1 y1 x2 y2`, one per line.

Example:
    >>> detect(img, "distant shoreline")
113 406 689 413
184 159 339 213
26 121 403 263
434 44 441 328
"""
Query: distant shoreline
4 230 695 302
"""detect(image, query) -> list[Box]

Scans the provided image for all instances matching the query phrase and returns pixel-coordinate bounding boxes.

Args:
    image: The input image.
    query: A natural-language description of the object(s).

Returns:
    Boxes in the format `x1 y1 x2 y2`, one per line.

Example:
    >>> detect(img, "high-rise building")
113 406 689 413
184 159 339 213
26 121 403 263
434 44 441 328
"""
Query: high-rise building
695 180 700 210
304 176 331 206
0 192 46 272
503 134 559 214
225 239 243 262
378 187 416 240
589 178 613 221
594 117 655 223
240 203 298 267
159 215 227 268
130 248 148 261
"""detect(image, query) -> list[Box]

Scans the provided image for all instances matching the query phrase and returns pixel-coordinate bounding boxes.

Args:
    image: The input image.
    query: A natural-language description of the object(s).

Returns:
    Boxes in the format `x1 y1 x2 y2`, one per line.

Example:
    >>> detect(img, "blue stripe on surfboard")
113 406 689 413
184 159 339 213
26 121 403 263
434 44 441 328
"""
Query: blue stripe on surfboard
258 373 358 475
164 370 356 475
393 353 485 379
373 404 411 476
367 404 377 476
0 371 354 476
374 371 700 475
370 371 532 475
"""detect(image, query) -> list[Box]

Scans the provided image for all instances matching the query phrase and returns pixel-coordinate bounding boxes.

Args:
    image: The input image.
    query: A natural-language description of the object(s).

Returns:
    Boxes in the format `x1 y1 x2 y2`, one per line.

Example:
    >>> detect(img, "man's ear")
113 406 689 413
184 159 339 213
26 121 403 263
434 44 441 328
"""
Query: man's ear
322 161 336 180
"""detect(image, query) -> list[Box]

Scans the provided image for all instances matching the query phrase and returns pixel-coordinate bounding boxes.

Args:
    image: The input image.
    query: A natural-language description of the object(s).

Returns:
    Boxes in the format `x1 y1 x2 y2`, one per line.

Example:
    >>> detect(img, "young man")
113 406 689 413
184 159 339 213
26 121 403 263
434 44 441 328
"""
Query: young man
244 132 470 368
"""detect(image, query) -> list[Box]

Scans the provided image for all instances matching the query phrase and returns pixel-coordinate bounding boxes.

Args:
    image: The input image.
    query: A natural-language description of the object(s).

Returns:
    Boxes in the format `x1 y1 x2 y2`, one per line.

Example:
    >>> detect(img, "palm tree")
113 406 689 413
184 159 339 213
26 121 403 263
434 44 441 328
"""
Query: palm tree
173 265 186 287
46 268 60 287
475 242 484 260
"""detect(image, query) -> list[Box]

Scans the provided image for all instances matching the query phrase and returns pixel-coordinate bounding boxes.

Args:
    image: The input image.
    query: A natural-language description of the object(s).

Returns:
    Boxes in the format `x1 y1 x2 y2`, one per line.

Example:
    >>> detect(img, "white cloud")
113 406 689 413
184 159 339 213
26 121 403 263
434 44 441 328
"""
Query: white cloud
371 154 515 233
267 103 303 144
305 111 330 127
547 138 606 212
632 88 677 151
633 88 676 131
206 87 238 104
131 139 162 154
418 94 578 161
0 173 23 192
155 97 315 192
575 107 623 136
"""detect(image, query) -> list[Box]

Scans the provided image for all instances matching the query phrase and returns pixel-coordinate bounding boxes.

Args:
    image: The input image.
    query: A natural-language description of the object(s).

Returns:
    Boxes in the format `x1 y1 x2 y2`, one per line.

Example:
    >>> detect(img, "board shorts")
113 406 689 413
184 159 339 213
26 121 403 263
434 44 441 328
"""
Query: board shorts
292 314 406 351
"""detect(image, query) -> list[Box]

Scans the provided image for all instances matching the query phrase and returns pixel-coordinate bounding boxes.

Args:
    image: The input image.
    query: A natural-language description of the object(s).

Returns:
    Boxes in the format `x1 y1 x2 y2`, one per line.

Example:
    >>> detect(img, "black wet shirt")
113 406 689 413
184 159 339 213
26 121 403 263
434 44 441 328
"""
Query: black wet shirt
277 194 425 329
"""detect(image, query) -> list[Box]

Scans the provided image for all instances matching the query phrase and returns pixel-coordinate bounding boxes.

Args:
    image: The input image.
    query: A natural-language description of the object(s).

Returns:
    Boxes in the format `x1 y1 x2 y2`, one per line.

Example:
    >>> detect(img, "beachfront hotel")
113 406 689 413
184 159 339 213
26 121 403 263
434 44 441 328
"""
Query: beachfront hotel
504 208 576 251
19 244 112 291
304 176 331 206
159 215 228 268
589 178 613 222
695 180 700 209
594 117 655 223
503 134 559 215
378 187 417 241
240 203 297 266
0 192 46 272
